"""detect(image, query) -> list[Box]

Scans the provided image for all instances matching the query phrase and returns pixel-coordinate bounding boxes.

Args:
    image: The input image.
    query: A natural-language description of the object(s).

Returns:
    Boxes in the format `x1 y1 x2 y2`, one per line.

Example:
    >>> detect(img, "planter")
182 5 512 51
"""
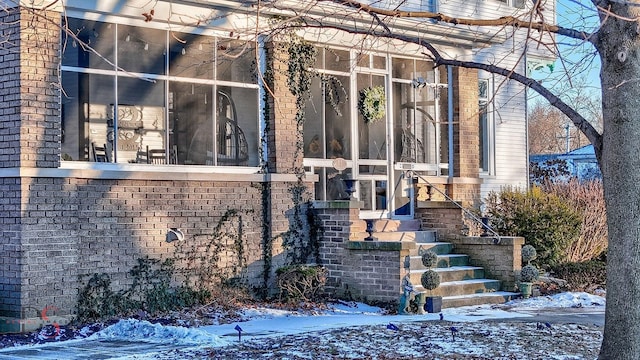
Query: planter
519 282 533 299
414 292 427 315
426 296 442 313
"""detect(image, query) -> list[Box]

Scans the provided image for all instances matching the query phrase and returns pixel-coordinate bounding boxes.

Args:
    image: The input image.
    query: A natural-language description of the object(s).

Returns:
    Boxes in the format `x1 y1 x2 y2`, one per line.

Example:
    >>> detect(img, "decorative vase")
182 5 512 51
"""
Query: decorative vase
414 292 427 315
519 282 533 299
342 178 357 200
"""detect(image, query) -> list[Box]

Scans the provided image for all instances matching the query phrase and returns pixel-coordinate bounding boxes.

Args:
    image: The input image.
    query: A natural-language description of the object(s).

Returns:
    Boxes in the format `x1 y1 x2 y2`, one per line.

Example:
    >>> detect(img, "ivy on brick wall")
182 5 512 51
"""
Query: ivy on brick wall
280 183 321 265
76 258 209 323
76 209 252 322
172 209 252 287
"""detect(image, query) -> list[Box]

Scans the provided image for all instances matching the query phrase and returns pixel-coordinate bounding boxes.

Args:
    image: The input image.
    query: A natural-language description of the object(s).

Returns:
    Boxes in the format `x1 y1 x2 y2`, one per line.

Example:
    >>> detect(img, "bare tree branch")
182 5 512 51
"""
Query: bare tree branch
323 0 594 42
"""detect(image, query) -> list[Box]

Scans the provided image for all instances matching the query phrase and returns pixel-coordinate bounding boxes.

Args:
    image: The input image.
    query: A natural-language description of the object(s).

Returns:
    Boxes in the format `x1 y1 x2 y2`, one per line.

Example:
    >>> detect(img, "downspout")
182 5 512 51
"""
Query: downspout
447 65 454 182
258 35 268 170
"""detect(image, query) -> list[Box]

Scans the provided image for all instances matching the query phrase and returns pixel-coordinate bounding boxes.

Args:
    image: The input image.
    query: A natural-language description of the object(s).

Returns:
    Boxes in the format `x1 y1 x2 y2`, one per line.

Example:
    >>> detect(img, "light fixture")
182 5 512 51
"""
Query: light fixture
166 228 184 243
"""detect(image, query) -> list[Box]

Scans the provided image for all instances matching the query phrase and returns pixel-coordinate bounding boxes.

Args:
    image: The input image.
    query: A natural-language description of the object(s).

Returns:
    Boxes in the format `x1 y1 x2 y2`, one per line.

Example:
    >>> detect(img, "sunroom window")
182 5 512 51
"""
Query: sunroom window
60 18 259 166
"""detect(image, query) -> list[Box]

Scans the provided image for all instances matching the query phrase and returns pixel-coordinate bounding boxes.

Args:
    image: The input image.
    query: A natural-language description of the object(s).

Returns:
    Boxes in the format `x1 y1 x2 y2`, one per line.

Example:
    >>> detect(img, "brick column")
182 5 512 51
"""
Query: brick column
264 41 303 174
314 200 360 296
0 7 61 169
450 67 480 205
0 5 62 326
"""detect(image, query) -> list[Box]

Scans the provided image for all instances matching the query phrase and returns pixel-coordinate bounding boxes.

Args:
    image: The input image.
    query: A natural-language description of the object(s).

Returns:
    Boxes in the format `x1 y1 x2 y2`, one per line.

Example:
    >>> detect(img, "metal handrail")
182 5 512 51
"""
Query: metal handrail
406 171 501 241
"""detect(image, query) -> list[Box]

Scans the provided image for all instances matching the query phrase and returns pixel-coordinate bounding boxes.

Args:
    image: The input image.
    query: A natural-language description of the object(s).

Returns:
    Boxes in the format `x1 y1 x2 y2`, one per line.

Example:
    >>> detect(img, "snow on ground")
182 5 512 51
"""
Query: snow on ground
0 293 605 360
0 292 606 359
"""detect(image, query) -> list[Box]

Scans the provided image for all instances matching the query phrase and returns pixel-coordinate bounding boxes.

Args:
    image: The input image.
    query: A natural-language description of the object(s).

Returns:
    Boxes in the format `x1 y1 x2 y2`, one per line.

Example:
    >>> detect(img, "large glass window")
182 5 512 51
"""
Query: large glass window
61 18 259 166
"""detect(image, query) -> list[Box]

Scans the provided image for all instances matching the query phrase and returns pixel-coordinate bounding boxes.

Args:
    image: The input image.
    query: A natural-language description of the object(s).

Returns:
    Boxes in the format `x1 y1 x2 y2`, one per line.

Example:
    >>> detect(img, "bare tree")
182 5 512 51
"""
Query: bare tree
529 96 599 154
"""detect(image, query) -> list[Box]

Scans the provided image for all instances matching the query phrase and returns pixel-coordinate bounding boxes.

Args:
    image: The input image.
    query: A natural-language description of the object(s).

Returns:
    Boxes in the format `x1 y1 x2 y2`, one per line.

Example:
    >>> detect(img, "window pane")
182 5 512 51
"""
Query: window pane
313 47 324 69
372 55 386 70
117 25 166 75
325 75 351 159
169 33 213 79
304 77 324 158
438 87 449 175
479 102 489 171
356 53 368 68
325 48 350 72
116 77 166 163
479 80 489 99
216 39 256 83
415 60 435 83
216 87 259 166
170 82 214 165
392 58 413 79
62 18 114 70
61 72 115 161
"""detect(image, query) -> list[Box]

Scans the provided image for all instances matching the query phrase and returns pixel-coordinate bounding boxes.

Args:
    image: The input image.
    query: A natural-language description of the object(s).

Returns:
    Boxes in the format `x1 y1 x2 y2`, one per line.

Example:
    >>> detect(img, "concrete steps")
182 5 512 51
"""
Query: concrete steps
354 219 519 309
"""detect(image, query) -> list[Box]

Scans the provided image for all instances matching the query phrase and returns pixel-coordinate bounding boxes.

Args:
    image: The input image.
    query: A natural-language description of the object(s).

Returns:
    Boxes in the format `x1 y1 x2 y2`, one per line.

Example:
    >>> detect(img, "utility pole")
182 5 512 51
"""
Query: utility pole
559 123 574 154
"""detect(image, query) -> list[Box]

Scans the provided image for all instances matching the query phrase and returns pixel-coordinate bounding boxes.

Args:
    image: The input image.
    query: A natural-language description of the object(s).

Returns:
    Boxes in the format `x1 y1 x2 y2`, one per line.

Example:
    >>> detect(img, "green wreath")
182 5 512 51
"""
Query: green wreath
358 86 386 124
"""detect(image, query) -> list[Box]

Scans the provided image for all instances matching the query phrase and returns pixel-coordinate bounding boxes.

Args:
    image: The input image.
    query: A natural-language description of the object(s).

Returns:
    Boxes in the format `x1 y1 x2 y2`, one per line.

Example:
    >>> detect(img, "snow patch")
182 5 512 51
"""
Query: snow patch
89 319 228 346
506 292 605 309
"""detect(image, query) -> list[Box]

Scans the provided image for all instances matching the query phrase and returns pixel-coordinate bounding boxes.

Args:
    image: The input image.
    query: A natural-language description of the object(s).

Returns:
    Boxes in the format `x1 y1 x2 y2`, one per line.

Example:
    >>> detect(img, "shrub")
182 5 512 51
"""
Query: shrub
421 270 441 291
522 245 537 264
542 179 607 262
551 259 606 292
421 251 438 268
76 258 211 323
520 264 540 283
485 186 581 267
276 265 327 302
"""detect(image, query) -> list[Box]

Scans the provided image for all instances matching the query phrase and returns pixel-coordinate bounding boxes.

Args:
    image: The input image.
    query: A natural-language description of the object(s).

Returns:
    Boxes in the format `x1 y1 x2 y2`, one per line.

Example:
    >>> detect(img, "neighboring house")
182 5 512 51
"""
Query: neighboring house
0 0 553 326
530 145 601 183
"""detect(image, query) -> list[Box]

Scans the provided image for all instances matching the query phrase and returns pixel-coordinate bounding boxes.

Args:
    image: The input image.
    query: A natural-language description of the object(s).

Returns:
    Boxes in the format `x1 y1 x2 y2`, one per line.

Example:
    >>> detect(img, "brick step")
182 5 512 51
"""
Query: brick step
350 230 436 242
411 242 453 256
442 292 520 309
409 266 485 284
414 279 501 297
407 254 469 269
351 219 422 232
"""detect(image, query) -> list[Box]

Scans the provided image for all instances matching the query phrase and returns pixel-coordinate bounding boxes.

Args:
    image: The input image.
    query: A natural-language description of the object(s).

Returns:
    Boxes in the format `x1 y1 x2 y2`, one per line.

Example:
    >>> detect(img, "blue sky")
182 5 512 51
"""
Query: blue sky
548 0 601 94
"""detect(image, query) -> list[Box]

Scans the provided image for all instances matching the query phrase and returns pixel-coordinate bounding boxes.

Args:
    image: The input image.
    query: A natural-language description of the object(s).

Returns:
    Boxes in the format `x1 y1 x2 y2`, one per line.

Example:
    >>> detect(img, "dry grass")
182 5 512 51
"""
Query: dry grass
543 179 607 263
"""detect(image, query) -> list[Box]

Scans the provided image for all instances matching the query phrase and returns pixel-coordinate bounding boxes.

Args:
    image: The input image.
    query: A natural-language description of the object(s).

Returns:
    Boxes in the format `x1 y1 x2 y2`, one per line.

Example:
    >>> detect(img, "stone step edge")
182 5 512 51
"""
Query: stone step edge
442 291 519 301
412 278 501 292
407 266 483 274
